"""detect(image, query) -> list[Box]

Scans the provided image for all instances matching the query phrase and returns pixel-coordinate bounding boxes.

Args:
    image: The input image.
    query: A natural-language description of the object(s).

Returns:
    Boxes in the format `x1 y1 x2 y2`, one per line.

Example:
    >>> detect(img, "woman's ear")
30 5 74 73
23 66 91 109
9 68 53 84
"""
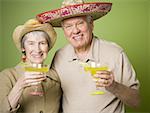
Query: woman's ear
21 48 26 62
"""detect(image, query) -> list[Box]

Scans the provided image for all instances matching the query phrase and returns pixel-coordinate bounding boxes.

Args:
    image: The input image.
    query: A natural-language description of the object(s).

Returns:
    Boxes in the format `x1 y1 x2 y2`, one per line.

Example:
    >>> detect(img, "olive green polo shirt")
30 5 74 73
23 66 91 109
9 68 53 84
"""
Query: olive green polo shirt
53 37 139 113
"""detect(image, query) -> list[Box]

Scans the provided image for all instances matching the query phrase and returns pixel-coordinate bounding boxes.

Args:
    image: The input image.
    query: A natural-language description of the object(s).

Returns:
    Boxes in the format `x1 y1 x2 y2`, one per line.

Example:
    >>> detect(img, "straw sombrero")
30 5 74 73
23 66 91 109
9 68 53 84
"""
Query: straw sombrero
13 19 57 51
36 0 112 27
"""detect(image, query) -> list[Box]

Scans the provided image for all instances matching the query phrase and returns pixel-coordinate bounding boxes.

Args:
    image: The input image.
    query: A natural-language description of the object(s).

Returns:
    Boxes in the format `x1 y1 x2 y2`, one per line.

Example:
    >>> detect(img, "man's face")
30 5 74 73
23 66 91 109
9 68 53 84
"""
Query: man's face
62 16 94 50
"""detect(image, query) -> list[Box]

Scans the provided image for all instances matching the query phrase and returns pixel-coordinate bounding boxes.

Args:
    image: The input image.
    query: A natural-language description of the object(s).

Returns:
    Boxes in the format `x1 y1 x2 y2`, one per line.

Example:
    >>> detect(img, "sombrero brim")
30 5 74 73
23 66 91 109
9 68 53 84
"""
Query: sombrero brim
36 2 112 27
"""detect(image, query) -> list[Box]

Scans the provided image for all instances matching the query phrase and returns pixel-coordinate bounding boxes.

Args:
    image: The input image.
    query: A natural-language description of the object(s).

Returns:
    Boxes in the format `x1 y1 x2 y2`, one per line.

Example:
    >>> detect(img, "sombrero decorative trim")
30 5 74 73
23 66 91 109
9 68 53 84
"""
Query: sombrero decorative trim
36 2 112 27
13 19 57 51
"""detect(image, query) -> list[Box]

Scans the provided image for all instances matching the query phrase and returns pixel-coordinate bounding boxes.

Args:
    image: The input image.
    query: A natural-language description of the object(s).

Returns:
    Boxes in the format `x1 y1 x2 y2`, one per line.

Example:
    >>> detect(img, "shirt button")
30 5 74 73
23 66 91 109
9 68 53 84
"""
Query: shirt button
39 111 43 113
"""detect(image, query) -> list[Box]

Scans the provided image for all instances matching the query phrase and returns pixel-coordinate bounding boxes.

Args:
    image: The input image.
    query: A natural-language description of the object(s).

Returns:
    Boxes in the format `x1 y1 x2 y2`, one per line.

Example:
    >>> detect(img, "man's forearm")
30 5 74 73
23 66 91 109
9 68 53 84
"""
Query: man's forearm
106 81 140 108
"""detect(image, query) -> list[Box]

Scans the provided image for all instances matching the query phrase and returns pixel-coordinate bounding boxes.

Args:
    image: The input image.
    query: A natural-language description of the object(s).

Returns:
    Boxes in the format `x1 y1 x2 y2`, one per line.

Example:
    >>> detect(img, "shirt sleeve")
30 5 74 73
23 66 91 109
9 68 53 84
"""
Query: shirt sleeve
116 51 140 89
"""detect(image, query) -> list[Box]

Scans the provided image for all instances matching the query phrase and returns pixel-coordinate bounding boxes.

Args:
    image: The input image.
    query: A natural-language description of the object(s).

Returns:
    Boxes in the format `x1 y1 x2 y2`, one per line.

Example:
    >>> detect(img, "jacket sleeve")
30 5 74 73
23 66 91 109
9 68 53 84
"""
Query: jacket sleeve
0 69 20 113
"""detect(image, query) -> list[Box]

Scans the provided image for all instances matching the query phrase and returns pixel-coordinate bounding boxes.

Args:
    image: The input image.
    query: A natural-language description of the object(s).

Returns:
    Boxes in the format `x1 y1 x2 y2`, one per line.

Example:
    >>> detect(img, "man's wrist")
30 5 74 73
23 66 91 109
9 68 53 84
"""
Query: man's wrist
106 81 118 95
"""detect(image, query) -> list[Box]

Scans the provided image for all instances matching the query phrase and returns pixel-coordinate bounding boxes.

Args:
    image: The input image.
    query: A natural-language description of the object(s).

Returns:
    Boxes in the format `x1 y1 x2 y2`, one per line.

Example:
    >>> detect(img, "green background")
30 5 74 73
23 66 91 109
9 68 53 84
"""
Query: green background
0 0 150 112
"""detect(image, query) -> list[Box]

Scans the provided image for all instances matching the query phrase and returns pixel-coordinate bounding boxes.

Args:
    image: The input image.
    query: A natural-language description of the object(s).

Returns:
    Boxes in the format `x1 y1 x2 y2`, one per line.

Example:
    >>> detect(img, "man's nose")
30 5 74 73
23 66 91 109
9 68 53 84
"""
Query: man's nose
72 25 80 34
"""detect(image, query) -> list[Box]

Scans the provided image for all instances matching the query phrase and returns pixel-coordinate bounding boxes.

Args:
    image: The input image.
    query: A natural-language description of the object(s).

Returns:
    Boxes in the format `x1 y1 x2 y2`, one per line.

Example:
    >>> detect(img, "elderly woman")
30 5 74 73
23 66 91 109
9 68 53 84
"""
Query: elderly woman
0 19 62 113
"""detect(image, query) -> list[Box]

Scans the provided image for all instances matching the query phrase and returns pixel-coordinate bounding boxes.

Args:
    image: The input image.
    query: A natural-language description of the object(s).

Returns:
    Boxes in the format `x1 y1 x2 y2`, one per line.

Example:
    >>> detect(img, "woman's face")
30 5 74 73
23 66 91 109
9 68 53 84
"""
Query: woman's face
23 31 49 64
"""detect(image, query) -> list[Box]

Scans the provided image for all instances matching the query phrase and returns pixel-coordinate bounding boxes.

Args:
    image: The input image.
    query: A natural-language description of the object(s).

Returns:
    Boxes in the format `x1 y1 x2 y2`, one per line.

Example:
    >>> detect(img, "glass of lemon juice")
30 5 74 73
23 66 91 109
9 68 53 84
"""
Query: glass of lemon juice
25 64 49 96
84 62 108 95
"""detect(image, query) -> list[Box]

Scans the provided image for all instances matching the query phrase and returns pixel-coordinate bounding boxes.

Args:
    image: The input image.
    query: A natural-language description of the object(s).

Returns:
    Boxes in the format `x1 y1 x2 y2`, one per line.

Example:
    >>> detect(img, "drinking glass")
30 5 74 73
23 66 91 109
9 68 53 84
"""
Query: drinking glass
24 64 49 96
84 62 108 95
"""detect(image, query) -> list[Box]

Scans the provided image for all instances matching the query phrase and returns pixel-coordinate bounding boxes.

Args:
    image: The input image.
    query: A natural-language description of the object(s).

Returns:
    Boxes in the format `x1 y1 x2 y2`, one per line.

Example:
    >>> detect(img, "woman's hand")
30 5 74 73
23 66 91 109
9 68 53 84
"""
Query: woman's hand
8 72 46 109
19 71 46 88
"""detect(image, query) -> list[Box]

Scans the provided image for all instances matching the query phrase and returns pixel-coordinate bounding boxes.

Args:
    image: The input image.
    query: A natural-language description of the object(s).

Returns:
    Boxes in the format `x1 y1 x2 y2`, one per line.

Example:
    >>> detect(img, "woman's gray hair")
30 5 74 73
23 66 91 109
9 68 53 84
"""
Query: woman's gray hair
21 30 51 50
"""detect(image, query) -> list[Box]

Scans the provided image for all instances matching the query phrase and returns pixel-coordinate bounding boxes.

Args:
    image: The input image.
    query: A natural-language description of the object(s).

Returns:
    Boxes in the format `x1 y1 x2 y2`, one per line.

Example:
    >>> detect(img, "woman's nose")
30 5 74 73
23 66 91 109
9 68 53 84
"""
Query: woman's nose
34 44 41 52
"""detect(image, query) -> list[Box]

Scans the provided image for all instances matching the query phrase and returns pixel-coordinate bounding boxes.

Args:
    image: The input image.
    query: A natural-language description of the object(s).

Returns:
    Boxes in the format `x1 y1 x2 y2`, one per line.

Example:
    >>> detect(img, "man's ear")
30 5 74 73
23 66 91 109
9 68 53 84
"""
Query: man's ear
90 20 94 31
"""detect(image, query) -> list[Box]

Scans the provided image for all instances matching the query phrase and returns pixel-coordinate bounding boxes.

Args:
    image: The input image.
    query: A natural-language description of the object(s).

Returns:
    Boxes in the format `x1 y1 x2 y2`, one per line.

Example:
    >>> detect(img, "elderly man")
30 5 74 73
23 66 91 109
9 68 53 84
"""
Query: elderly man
37 0 140 113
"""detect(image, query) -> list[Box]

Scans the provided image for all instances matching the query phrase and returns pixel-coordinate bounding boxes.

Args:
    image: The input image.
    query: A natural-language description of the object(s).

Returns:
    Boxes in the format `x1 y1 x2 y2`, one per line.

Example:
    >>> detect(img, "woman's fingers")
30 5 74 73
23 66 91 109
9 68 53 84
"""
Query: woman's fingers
22 72 46 88
24 72 46 79
25 77 46 85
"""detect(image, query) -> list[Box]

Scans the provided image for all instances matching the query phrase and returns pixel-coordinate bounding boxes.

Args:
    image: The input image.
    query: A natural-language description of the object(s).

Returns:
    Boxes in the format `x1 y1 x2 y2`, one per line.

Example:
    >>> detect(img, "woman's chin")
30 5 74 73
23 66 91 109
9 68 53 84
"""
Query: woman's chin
26 57 44 64
31 60 43 64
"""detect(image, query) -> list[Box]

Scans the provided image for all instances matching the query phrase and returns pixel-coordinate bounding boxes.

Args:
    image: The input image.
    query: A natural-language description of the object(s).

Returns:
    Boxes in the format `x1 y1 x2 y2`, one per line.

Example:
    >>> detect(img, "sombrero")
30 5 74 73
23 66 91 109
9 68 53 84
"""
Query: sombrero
36 0 112 27
13 19 57 51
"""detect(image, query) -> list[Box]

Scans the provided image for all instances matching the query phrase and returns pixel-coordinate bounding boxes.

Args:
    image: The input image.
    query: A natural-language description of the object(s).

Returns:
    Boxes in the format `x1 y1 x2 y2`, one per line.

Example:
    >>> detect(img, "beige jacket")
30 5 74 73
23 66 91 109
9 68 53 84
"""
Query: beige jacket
0 63 62 113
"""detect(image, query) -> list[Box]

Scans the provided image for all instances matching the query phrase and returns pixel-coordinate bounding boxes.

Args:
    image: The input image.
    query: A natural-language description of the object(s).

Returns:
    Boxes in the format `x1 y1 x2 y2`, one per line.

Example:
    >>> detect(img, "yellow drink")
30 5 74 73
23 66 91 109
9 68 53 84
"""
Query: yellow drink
24 65 49 96
84 66 108 95
84 66 108 75
25 66 49 72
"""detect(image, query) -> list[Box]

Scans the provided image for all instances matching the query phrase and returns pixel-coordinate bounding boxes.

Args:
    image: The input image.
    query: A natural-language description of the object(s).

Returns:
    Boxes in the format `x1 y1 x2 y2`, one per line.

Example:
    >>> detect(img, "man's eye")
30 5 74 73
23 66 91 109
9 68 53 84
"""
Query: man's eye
78 21 83 25
64 25 72 29
77 21 84 26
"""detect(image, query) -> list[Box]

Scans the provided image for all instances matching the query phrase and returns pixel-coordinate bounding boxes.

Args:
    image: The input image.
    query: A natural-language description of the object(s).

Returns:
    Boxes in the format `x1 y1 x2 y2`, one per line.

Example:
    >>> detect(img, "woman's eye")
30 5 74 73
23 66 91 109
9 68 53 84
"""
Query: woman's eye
28 42 34 45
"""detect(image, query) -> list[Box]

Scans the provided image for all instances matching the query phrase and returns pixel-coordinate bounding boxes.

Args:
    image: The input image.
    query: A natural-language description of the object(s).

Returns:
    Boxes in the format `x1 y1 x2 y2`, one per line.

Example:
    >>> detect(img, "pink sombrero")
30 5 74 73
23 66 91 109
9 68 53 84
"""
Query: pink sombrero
36 0 112 27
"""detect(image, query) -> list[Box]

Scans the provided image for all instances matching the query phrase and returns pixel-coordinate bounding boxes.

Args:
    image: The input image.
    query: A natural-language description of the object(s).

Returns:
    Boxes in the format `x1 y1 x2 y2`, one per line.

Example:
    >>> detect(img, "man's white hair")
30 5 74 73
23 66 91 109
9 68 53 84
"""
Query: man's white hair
61 15 93 27
86 15 93 23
